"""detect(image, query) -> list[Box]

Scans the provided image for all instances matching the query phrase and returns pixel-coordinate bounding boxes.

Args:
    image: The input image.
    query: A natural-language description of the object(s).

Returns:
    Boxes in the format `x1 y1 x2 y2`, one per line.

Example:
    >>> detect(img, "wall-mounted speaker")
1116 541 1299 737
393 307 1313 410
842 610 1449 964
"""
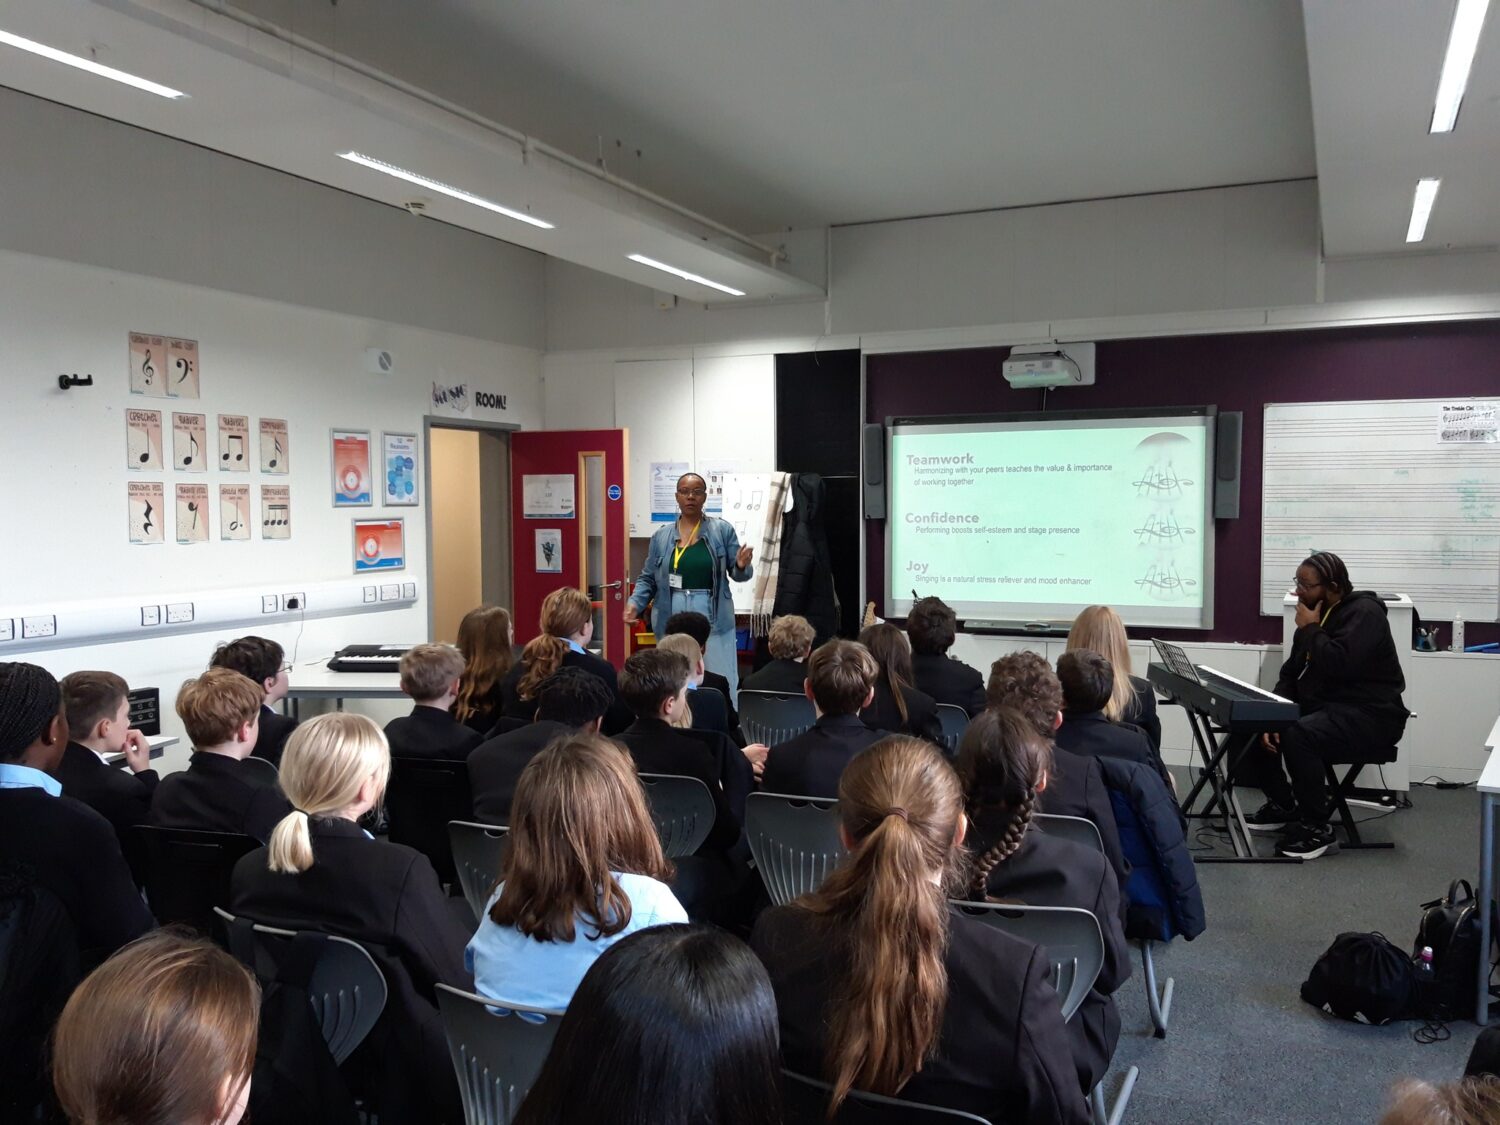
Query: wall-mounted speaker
862 422 886 519
1214 411 1242 519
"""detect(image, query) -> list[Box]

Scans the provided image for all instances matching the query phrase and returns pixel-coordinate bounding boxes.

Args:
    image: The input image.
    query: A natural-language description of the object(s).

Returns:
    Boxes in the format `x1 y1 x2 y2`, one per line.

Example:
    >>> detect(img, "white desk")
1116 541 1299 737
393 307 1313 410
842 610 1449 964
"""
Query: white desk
284 659 405 716
104 733 178 767
1477 718 1500 1023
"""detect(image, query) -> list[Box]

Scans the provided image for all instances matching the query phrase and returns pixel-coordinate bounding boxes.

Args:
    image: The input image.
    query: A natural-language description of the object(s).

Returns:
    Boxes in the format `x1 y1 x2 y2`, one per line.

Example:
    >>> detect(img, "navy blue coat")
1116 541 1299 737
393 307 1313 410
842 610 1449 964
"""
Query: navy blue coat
1096 755 1205 943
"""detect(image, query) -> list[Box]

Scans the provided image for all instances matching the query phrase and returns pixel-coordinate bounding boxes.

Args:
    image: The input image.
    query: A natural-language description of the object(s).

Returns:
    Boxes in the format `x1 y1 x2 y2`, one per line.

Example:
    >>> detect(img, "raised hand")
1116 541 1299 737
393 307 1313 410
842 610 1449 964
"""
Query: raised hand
735 545 754 569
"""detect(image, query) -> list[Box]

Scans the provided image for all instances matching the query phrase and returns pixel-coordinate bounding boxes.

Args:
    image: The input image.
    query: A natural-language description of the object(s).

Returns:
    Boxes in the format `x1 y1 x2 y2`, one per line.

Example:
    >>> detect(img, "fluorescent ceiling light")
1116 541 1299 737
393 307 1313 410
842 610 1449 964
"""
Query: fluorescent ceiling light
0 28 187 99
1430 0 1491 132
1406 178 1442 242
338 151 553 229
626 254 745 296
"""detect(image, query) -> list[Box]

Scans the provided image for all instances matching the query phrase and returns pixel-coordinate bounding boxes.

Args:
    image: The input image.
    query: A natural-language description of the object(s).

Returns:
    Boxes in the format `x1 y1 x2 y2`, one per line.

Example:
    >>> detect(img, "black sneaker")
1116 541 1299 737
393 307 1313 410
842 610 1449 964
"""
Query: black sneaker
1276 825 1339 859
1244 802 1296 832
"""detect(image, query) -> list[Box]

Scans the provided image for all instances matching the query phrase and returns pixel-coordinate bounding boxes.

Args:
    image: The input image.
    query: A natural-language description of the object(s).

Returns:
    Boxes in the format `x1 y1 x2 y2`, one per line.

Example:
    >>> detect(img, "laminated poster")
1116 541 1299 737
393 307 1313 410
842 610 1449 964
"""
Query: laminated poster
261 485 291 540
220 484 250 541
218 415 250 471
128 481 164 545
172 413 207 472
382 431 419 506
354 518 405 572
165 337 200 399
126 408 163 471
331 429 373 507
175 483 210 544
535 529 563 573
128 332 168 398
260 418 289 474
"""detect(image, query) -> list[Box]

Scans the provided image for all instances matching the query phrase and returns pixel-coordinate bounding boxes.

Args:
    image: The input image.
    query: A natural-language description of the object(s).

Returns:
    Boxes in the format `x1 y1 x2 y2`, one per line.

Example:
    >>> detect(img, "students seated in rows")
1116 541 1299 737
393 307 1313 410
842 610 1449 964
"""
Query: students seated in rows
57 670 158 848
384 643 483 760
453 604 516 735
760 639 887 799
515 925 782 1125
469 667 613 825
741 613 815 695
150 668 291 843
52 930 259 1125
858 623 943 744
664 610 740 730
986 652 1127 889
1066 605 1161 752
500 587 632 734
209 635 297 767
0 663 152 967
656 631 731 735
907 596 987 716
231 713 470 1123
1056 649 1173 791
751 736 1088 1124
467 734 686 1012
957 707 1129 1095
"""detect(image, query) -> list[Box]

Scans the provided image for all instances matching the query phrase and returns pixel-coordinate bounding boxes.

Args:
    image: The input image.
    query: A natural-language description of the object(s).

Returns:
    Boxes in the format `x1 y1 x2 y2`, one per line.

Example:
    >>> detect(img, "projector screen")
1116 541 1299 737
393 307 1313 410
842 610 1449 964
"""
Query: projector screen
886 407 1216 629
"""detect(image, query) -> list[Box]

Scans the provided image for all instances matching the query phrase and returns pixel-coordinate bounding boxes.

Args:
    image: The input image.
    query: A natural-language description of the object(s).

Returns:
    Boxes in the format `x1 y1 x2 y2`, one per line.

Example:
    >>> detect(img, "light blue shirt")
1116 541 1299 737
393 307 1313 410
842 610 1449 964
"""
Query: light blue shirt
0 762 61 796
566 638 587 655
466 872 687 1011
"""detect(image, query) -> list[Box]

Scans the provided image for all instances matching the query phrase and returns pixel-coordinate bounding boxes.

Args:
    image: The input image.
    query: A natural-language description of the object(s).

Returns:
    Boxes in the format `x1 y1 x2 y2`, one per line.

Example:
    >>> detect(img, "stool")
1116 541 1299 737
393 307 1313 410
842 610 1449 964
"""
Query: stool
1324 754 1397 850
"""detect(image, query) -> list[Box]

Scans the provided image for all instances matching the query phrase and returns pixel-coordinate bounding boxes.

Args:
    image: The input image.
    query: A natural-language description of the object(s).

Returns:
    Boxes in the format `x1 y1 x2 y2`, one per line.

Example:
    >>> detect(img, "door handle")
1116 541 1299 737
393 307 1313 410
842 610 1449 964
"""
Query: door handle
597 581 622 591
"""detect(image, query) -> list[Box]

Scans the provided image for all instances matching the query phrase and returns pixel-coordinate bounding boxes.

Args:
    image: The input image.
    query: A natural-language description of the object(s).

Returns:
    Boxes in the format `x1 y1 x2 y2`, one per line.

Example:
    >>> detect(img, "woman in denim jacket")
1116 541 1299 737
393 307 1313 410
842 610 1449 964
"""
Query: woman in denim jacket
624 473 753 698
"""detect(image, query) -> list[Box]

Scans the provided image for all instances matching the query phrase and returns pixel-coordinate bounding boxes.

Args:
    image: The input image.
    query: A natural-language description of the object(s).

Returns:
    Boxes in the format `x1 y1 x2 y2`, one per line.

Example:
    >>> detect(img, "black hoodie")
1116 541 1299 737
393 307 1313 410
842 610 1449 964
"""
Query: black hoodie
1273 590 1406 717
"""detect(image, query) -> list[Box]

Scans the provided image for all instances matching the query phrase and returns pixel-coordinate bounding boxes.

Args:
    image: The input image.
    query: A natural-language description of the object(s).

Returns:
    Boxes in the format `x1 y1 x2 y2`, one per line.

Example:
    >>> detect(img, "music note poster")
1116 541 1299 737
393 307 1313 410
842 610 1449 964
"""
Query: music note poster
175 483 209 544
219 484 250 541
261 485 291 540
128 332 167 398
260 418 289 475
382 431 419 506
128 481 164 545
166 337 200 399
331 429 373 507
126 408 163 471
353 518 405 572
218 415 249 471
172 413 207 472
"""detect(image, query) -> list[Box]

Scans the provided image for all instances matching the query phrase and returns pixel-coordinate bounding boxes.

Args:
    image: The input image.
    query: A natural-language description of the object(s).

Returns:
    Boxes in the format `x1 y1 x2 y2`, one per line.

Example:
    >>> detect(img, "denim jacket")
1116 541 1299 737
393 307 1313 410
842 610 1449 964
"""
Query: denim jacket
629 515 752 638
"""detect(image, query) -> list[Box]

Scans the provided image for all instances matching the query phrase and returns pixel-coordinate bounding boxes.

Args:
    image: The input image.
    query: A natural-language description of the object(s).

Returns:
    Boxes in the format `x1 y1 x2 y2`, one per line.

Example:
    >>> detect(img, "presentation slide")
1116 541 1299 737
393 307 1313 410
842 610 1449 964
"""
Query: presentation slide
886 409 1215 628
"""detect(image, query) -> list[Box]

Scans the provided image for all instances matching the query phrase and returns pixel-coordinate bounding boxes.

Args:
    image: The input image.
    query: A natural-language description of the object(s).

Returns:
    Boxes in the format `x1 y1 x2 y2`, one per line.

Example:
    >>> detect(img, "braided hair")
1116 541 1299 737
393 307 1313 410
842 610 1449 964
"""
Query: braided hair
953 707 1052 899
0 662 63 762
1302 551 1352 599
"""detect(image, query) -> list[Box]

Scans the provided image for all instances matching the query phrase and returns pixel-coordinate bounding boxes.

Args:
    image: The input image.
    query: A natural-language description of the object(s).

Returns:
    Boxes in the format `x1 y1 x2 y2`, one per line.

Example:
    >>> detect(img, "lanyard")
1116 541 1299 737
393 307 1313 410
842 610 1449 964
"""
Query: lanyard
671 520 703 572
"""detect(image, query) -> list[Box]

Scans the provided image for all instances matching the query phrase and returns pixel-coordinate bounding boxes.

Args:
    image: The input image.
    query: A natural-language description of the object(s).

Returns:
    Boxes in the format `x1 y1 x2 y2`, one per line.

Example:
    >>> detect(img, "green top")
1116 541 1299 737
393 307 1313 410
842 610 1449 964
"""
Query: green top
673 538 714 591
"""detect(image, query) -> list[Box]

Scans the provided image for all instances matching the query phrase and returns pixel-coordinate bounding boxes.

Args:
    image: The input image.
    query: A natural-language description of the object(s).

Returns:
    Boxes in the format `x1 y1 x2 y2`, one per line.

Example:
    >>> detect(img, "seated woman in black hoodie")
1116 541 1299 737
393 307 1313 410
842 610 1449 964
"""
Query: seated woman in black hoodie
1244 551 1408 860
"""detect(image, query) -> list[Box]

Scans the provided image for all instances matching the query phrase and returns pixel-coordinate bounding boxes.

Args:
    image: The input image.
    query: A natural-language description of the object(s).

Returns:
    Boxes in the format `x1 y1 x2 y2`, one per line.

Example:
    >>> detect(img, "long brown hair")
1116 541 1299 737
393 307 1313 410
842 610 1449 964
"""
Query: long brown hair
455 605 515 722
517 634 570 702
955 707 1053 897
858 623 914 726
801 736 963 1110
53 929 260 1125
1065 606 1135 723
490 733 673 942
541 586 593 639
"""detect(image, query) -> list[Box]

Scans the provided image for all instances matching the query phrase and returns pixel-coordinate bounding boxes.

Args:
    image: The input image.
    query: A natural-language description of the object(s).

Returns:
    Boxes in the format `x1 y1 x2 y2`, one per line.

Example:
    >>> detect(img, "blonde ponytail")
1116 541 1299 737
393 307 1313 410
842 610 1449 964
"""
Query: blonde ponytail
267 713 390 875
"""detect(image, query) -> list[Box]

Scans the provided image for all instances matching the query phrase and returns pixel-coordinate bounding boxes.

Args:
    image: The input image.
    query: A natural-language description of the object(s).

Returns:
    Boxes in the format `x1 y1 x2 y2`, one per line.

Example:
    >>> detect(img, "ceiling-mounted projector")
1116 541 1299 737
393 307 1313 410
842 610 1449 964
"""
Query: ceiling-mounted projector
1002 343 1096 389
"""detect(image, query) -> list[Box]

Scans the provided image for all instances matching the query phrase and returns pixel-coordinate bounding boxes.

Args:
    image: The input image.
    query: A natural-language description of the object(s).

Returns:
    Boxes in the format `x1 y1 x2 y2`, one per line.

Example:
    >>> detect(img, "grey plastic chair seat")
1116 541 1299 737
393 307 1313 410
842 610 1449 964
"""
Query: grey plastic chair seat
436 983 566 1125
637 773 716 857
131 825 260 936
1033 813 1106 854
782 1069 993 1124
934 704 969 755
738 690 817 746
448 821 510 922
951 901 1102 1020
744 792 847 905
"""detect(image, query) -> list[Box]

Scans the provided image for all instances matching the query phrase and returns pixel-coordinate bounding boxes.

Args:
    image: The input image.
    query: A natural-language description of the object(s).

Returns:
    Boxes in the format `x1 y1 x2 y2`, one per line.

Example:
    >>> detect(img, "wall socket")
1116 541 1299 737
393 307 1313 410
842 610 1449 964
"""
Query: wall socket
283 592 306 611
21 615 57 639
0 618 14 642
140 606 161 627
261 594 279 614
379 584 401 602
401 582 416 599
362 586 377 603
165 602 194 625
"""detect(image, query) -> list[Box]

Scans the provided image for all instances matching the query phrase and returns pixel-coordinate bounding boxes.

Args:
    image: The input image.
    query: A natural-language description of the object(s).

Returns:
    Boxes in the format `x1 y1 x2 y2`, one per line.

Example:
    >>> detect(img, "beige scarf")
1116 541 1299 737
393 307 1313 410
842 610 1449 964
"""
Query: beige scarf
750 472 793 636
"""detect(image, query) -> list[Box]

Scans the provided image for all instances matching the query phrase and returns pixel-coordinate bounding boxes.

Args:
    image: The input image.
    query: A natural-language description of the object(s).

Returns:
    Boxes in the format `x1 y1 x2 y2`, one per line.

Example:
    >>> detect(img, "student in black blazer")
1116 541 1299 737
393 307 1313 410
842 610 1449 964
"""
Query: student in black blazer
469 668 613 825
209 634 299 767
230 712 470 1124
452 605 517 734
957 708 1130 1095
0 663 153 967
1057 650 1174 792
499 589 633 733
57 671 158 849
761 639 889 799
751 736 1088 1125
857 623 944 745
907 597 987 716
741 614 815 695
149 669 291 843
664 610 740 730
384 643 484 761
654 631 736 738
1066 605 1162 752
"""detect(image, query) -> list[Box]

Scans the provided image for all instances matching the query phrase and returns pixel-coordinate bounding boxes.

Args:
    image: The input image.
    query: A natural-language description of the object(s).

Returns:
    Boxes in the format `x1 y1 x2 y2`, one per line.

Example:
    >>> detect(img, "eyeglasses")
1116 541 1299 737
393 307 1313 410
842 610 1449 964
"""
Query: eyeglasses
677 488 707 498
1292 577 1323 592
279 663 293 673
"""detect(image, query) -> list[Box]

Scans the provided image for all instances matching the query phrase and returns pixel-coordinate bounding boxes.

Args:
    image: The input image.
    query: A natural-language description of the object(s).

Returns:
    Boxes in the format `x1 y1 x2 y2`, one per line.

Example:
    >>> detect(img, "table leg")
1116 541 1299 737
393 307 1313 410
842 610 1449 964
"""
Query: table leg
1480 793 1495 1025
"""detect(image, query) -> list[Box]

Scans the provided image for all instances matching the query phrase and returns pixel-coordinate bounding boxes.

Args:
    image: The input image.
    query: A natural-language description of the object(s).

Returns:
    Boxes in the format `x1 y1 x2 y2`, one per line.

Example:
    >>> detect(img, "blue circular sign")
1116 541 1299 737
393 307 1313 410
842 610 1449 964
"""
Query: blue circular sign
607 484 622 501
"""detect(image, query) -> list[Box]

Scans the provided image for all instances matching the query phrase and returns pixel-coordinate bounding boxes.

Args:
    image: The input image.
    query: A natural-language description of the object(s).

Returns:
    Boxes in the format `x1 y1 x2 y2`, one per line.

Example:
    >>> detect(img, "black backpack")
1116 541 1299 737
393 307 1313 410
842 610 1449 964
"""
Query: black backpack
1413 879 1498 1021
1301 931 1414 1025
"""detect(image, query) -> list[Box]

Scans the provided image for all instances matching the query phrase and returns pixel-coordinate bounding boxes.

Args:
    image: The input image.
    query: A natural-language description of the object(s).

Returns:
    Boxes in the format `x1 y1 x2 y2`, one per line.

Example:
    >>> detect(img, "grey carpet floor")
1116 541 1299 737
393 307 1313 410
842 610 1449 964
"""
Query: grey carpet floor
1097 778 1486 1125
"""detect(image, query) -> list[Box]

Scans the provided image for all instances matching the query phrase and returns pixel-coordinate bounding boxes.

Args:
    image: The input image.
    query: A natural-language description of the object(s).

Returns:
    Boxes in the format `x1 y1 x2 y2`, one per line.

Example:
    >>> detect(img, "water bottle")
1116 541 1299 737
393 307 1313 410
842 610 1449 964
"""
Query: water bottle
1418 945 1435 979
1452 614 1465 652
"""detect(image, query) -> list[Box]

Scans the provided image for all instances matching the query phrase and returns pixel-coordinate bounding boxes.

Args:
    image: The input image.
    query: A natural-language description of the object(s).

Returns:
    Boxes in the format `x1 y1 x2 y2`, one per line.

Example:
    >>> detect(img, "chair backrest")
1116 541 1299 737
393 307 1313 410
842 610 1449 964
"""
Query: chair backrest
951 901 1103 1021
934 704 969 754
739 690 817 746
435 983 566 1125
387 757 473 883
745 792 847 905
0 867 80 1121
240 755 280 783
1032 813 1105 855
214 907 388 1064
133 825 261 935
449 821 510 921
781 1069 993 1124
637 773 716 857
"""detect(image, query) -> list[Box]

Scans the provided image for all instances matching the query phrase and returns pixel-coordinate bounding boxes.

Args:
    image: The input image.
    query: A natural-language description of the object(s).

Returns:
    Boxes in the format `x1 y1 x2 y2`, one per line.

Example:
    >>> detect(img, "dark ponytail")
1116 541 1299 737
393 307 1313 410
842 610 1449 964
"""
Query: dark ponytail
954 708 1051 899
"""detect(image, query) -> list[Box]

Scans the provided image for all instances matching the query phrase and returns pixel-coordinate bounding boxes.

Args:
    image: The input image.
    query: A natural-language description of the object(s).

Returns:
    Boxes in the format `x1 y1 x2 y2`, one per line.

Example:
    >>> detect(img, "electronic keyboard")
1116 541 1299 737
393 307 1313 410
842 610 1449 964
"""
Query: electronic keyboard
1147 661 1298 729
327 644 411 673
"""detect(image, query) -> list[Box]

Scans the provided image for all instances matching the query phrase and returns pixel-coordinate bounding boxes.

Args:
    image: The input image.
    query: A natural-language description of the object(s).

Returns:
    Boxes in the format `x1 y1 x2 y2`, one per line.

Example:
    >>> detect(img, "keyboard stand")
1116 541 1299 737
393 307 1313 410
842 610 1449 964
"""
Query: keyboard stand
1178 706 1301 865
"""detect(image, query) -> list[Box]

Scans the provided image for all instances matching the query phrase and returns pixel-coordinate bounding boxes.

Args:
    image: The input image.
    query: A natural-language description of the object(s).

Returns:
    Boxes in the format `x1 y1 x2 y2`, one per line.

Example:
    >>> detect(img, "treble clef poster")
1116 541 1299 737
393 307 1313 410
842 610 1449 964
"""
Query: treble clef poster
166 337 200 399
128 481 164 545
128 331 168 398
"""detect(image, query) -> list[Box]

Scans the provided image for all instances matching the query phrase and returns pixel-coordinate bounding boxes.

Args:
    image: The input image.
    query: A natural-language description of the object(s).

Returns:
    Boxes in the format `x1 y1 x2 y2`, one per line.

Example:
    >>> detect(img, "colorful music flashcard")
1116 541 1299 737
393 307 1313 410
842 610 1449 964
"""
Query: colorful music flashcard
175 483 210 544
128 332 168 398
353 518 405 572
260 418 289 475
261 484 291 540
220 484 250 541
126 408 163 471
218 414 250 471
128 481 164 545
331 429 373 507
165 337 200 399
172 412 207 472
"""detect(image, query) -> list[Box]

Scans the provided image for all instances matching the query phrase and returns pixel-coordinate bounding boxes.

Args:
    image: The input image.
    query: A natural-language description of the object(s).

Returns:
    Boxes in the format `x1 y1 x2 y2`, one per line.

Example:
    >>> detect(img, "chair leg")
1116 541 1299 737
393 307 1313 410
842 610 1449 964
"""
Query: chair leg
1092 1067 1140 1125
1141 940 1173 1039
1326 764 1395 851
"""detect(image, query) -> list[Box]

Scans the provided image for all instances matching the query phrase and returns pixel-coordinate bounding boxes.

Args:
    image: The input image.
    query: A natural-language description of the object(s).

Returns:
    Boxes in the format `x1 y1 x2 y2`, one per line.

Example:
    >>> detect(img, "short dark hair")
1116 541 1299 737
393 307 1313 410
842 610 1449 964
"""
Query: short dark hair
1056 649 1113 713
619 650 691 718
985 652 1063 740
61 671 130 736
535 668 614 728
906 597 958 655
664 611 712 649
513 925 783 1125
209 636 283 686
806 640 878 715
